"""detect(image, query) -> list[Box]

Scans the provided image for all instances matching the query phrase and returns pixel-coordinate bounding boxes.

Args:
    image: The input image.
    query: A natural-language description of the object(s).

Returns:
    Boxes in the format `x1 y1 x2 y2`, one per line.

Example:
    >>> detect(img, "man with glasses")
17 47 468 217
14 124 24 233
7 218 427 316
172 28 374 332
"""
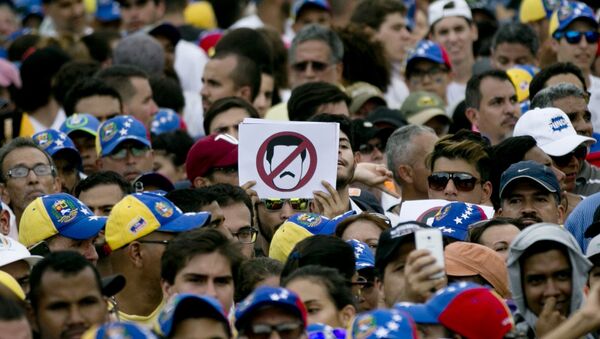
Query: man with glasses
96 115 154 183
405 40 453 109
256 196 311 255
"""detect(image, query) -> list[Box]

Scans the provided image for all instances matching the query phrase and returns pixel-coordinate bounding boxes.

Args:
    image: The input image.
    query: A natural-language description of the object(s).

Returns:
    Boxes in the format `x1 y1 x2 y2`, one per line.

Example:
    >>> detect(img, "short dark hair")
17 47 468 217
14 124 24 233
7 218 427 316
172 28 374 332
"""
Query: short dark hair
468 217 523 244
211 52 261 102
149 76 185 113
215 28 274 75
151 131 194 167
350 0 405 31
161 228 245 285
203 97 260 136
288 82 350 121
203 184 254 222
53 61 101 106
0 297 26 321
63 78 123 116
0 138 55 183
81 31 121 64
309 113 354 151
29 251 102 310
96 65 149 104
529 62 588 100
73 171 132 198
491 23 539 57
465 70 513 110
166 188 215 212
235 257 283 302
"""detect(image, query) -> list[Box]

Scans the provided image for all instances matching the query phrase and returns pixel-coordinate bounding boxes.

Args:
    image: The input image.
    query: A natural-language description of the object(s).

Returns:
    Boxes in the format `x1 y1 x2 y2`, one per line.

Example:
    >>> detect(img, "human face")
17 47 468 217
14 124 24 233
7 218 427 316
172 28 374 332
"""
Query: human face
314 101 350 117
69 132 98 174
357 138 384 165
286 278 346 328
374 12 413 63
293 8 331 33
477 224 520 261
290 40 340 88
44 0 86 35
256 199 310 242
126 77 158 129
119 0 164 33
428 157 490 204
522 249 572 317
171 318 229 339
209 107 250 140
431 17 477 66
469 77 519 145
243 307 306 339
341 220 382 251
253 73 274 117
269 145 305 190
200 201 233 240
139 231 174 288
550 146 585 193
74 96 121 122
47 235 99 265
407 60 450 103
552 95 593 138
0 6 18 37
97 141 154 182
491 42 537 70
152 151 185 184
553 21 598 74
1 260 31 293
523 146 567 190
2 147 59 215
163 251 235 312
337 131 356 189
499 181 564 227
201 56 243 112
221 202 254 258
0 317 31 339
34 267 107 339
53 156 79 194
381 242 415 307
78 184 126 216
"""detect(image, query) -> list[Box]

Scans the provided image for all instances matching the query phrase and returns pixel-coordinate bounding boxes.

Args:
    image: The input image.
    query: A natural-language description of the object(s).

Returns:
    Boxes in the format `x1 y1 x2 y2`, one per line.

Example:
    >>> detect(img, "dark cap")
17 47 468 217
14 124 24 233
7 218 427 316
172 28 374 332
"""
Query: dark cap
101 274 126 297
132 172 175 193
499 160 560 200
367 107 407 130
375 221 427 273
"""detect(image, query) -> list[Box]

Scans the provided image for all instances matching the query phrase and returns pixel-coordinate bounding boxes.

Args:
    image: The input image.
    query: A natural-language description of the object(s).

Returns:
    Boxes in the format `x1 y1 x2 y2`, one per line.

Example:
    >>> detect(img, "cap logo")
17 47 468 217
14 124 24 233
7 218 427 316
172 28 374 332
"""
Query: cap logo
417 96 435 107
66 115 88 129
51 199 78 224
0 236 10 248
558 4 573 21
215 133 238 145
434 205 451 221
128 217 147 234
101 122 117 142
390 224 419 239
34 132 52 149
154 201 174 218
295 213 322 227
549 116 568 132
356 315 377 337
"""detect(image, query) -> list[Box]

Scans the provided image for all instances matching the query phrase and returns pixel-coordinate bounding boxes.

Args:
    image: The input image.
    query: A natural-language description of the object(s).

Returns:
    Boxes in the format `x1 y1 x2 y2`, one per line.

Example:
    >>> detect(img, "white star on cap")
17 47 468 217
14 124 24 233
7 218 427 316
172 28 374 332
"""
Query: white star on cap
89 216 99 221
375 328 389 338
80 208 91 215
392 314 402 322
124 121 132 128
387 321 399 331
54 139 64 147
119 128 128 136
454 217 462 224
440 226 455 234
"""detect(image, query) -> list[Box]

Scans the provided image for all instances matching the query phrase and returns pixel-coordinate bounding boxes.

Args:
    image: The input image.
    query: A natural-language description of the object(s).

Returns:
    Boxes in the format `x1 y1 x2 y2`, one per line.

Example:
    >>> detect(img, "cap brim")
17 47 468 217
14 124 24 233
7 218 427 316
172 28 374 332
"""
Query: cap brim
236 300 304 330
101 136 152 157
59 216 107 240
539 135 595 157
22 255 43 268
406 108 450 126
65 127 98 137
394 303 439 324
445 257 478 276
101 274 126 297
499 175 557 199
158 212 211 233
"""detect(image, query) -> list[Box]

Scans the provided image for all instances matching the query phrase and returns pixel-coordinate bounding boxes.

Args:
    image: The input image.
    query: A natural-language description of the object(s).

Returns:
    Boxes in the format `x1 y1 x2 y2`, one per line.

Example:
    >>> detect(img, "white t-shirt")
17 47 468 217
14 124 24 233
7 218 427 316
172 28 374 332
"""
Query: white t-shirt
588 75 600 134
182 91 204 138
174 40 208 94
29 109 66 134
446 81 466 110
230 14 265 30
385 74 410 109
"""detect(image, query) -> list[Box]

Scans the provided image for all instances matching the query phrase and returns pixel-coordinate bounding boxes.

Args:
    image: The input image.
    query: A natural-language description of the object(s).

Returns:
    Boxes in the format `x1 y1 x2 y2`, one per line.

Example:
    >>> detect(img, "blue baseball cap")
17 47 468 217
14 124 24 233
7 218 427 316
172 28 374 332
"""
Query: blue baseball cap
151 108 182 135
431 202 488 241
60 113 101 137
307 323 346 339
82 322 157 339
96 115 151 157
499 160 561 199
346 239 375 271
350 309 418 339
551 1 598 36
32 129 83 171
293 0 331 17
406 40 452 73
95 0 121 22
156 294 230 337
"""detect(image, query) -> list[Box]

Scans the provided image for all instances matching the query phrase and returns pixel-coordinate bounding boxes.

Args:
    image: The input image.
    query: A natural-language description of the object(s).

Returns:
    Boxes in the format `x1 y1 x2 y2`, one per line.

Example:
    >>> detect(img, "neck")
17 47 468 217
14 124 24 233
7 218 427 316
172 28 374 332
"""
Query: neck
401 184 428 202
30 99 59 127
451 55 473 84
114 269 162 316
163 12 184 26
337 185 351 212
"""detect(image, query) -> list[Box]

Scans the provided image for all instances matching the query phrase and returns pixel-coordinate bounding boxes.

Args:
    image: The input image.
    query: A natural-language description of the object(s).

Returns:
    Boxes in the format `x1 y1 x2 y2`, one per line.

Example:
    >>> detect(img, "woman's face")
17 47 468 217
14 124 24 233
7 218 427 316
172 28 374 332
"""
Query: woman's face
341 220 382 252
285 277 346 328
478 224 521 261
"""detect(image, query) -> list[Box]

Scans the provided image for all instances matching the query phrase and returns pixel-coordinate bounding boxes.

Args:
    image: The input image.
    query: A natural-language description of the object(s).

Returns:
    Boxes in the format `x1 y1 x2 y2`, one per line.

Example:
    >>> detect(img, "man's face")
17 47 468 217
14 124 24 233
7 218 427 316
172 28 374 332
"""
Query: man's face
138 231 174 288
208 107 249 140
1 260 31 294
407 60 451 103
550 144 586 193
171 318 229 339
552 95 593 138
47 235 99 265
34 267 107 339
491 42 537 70
0 317 31 339
2 147 59 214
163 251 235 312
256 199 310 242
53 155 79 194
553 21 598 74
499 180 564 227
69 132 98 175
522 249 572 317
97 141 154 182
74 95 121 122
357 137 385 165
221 202 254 258
380 242 415 307
374 12 413 63
244 307 306 339
293 7 332 33
44 0 86 35
290 40 340 88
523 146 567 191
468 77 520 145
430 17 477 66
428 157 490 204
269 145 305 190
125 77 158 129
409 133 438 198
201 56 243 112
153 151 184 184
119 0 164 33
78 184 125 216
314 101 350 117
337 131 357 189
253 73 274 117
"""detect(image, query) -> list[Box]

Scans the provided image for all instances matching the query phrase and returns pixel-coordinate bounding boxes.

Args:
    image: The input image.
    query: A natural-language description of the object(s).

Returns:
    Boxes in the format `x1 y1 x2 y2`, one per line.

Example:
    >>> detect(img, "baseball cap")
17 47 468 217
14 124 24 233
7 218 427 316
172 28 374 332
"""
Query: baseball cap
366 107 407 130
19 193 107 247
350 309 418 339
149 24 181 49
400 91 451 126
157 293 230 337
0 234 42 268
549 1 598 37
347 239 375 271
32 129 83 170
60 113 101 137
82 322 157 339
395 282 513 339
584 204 600 239
235 286 307 331
269 211 356 262
514 107 595 156
406 40 452 72
431 202 488 241
101 274 126 297
292 0 331 17
345 82 386 115
151 108 182 135
105 192 211 250
132 172 175 193
307 323 345 339
519 0 560 23
428 0 472 28
444 242 511 298
499 160 561 200
375 221 427 272
96 115 151 157
186 133 238 183
95 0 121 22
184 1 217 29
506 65 539 104
0 271 25 301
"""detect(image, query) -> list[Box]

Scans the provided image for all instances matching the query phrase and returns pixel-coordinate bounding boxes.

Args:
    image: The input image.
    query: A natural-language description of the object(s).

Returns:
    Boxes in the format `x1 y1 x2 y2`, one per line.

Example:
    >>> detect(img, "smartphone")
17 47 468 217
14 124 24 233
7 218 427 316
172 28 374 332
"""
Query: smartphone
29 241 51 257
414 228 445 280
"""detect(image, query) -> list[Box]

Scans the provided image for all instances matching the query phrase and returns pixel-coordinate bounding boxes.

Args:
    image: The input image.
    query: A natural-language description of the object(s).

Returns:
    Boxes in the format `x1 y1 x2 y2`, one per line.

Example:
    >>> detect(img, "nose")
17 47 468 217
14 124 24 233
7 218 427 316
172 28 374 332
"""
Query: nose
83 241 99 264
304 63 317 78
269 332 282 339
125 151 137 165
543 280 561 298
67 304 86 326
26 168 40 184
280 202 295 220
204 280 218 298
443 178 458 198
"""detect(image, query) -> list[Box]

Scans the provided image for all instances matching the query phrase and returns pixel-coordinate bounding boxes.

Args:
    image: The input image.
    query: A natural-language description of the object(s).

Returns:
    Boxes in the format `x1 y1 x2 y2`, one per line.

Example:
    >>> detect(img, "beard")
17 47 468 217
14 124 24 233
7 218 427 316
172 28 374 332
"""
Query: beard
336 163 356 189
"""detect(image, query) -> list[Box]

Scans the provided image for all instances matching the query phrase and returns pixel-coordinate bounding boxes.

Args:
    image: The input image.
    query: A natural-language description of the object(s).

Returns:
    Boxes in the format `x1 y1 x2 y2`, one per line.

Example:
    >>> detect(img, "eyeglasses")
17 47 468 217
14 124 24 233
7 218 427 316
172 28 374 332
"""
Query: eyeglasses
231 226 259 244
359 143 385 155
108 146 150 160
291 60 330 73
408 67 448 85
428 172 480 192
6 164 55 179
261 198 311 211
138 240 170 246
553 30 600 44
244 322 303 339
551 145 587 168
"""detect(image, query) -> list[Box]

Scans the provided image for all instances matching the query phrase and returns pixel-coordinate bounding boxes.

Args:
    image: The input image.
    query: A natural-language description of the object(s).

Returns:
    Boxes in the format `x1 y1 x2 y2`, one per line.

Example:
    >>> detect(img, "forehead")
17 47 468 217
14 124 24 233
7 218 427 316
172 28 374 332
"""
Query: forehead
294 40 332 61
432 16 471 33
3 146 49 168
479 77 515 97
39 267 100 298
552 95 587 110
432 157 478 174
545 73 585 89
523 248 570 270
504 179 553 197
494 42 533 55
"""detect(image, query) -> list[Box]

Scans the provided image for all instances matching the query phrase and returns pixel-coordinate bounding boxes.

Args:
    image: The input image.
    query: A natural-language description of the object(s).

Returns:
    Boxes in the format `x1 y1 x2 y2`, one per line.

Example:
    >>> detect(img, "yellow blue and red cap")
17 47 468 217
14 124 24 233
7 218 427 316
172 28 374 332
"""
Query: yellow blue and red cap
105 192 211 250
549 1 598 37
19 193 106 247
82 322 157 339
519 0 562 23
96 115 151 157
60 113 101 137
156 294 230 337
307 323 345 339
406 40 452 72
431 202 488 241
235 286 307 331
292 0 331 18
350 308 418 339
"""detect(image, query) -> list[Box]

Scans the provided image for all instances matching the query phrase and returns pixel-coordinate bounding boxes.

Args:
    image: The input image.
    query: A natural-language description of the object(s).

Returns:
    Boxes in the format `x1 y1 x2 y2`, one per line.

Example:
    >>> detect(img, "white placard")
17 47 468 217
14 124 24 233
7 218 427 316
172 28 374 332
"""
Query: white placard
398 199 495 225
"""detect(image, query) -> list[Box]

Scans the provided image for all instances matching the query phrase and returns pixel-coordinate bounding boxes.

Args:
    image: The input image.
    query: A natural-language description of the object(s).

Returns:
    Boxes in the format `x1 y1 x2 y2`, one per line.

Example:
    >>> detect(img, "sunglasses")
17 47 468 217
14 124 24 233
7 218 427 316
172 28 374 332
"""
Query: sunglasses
551 145 587 167
554 30 600 44
291 60 330 73
428 172 480 192
359 143 385 155
109 146 149 160
261 198 310 211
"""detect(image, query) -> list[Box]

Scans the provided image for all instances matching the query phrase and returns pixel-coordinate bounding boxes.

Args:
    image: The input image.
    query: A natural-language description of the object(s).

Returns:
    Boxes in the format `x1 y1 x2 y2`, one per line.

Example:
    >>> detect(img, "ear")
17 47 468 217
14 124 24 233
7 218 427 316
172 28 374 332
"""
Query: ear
127 242 144 268
465 107 478 127
557 199 566 224
0 209 10 236
480 181 493 205
96 157 104 171
354 151 363 163
193 176 210 188
335 63 344 83
470 22 478 42
53 176 62 194
550 38 559 54
0 183 9 205
495 207 503 217
161 278 174 299
237 86 253 103
338 304 357 327
396 164 414 184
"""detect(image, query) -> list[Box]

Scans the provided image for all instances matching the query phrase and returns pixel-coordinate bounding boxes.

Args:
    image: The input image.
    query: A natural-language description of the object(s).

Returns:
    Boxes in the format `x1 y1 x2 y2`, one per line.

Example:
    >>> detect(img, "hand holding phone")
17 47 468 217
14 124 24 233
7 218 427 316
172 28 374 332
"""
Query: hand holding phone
414 228 445 280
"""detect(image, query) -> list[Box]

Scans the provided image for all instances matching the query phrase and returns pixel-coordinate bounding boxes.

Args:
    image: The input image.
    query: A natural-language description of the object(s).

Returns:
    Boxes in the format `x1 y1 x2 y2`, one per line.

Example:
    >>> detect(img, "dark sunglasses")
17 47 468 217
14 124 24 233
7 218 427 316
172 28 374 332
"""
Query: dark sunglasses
261 198 310 211
554 30 600 44
551 145 587 167
428 172 480 192
291 60 330 73
359 143 385 155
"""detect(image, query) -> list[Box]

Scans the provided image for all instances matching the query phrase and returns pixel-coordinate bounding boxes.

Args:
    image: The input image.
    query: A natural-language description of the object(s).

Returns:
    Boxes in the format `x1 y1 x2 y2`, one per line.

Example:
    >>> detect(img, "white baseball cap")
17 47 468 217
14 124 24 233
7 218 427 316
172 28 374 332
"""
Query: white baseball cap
0 234 42 268
513 107 595 157
428 0 473 28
